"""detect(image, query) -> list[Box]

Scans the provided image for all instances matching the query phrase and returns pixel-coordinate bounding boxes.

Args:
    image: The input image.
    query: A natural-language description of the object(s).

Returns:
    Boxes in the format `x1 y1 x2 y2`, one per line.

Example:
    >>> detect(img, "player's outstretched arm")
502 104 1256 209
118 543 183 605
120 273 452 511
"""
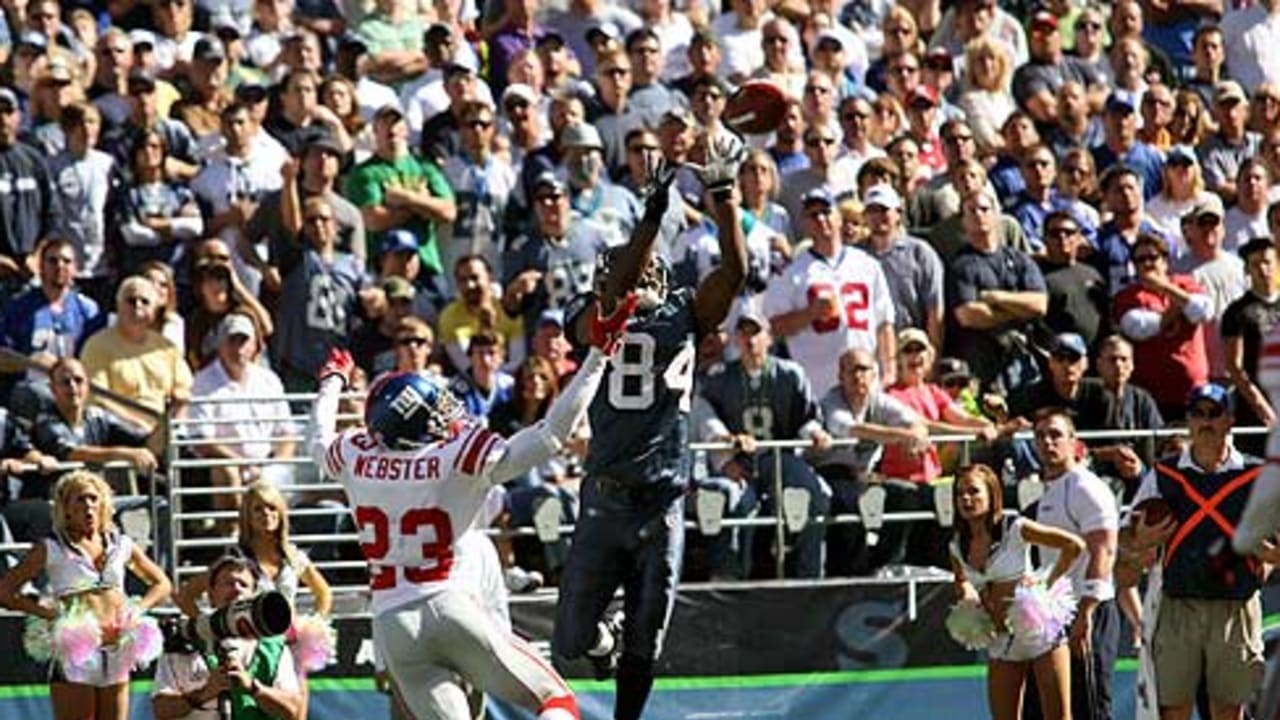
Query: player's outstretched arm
489 296 637 486
693 135 749 336
307 348 354 478
597 158 677 311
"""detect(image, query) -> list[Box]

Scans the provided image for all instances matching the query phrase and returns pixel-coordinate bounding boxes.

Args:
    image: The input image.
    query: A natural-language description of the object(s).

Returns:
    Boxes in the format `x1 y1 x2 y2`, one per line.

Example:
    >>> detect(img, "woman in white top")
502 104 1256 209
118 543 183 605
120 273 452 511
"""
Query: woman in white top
0 471 171 720
957 35 1016 156
949 464 1085 720
1145 146 1210 253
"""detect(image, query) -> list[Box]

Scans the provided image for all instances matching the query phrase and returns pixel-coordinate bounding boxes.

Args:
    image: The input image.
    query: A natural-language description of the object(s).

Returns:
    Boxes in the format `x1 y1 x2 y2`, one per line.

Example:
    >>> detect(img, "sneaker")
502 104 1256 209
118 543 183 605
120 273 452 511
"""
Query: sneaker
503 566 544 593
587 611 623 680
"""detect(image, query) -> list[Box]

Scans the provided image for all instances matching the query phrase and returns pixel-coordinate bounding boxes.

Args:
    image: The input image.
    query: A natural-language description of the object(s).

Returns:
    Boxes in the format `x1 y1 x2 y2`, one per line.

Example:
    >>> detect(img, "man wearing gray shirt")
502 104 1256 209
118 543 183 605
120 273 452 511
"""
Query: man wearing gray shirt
861 185 945 350
1196 81 1260 206
816 348 928 575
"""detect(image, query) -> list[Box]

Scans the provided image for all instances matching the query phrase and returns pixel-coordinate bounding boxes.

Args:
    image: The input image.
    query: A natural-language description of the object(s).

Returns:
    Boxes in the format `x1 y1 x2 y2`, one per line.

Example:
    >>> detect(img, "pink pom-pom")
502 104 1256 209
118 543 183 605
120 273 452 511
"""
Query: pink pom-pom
51 611 103 674
1009 578 1077 647
289 614 337 673
121 614 163 670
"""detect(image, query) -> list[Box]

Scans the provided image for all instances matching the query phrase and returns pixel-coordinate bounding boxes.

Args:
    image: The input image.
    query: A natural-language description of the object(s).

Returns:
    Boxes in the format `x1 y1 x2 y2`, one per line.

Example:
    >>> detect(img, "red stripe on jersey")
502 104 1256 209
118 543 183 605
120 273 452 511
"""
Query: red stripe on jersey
324 440 344 476
472 434 502 475
461 429 497 475
453 427 482 471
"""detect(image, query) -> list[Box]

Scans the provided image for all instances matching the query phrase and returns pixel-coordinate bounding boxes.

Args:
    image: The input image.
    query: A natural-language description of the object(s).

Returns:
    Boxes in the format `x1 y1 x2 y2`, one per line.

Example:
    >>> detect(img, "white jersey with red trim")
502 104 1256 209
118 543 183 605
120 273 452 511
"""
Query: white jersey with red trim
1237 323 1280 553
762 245 895 396
322 424 508 616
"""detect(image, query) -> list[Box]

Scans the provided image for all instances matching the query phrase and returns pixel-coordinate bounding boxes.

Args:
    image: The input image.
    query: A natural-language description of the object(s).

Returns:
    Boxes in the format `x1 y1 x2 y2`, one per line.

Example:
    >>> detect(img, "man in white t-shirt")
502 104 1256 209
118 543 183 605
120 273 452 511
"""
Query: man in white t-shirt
151 556 303 720
190 314 298 515
764 187 896 396
1027 409 1120 720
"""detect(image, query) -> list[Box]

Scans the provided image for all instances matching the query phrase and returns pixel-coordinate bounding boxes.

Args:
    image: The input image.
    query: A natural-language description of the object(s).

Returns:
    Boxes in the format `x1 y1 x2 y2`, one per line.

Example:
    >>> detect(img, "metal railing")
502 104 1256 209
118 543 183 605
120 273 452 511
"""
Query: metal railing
2 387 1269 619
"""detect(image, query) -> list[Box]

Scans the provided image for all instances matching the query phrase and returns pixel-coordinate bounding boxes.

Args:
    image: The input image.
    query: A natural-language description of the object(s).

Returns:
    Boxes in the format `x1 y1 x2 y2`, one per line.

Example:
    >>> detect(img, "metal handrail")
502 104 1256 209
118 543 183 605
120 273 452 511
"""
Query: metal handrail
149 391 1275 613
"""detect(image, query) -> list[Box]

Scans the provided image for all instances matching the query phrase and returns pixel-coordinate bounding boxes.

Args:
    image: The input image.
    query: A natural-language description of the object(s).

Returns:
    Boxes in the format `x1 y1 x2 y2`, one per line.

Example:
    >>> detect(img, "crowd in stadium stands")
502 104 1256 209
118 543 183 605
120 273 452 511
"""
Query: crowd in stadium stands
0 0 1276 597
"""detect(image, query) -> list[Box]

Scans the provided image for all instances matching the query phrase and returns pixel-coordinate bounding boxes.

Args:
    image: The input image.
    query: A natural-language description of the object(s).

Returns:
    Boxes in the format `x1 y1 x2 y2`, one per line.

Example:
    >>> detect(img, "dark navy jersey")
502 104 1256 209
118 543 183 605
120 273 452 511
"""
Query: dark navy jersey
272 249 365 376
569 287 698 487
698 356 820 440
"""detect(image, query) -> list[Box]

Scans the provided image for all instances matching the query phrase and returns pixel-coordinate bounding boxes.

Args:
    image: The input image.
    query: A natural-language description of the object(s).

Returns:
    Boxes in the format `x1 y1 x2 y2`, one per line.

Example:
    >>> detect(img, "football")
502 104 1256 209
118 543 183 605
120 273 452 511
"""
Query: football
1134 498 1173 526
723 80 788 135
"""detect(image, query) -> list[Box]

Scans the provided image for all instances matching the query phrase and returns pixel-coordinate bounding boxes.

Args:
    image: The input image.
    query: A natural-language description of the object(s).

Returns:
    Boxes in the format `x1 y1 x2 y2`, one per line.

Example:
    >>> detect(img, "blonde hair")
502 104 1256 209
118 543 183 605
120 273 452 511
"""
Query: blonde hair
738 149 782 201
238 482 299 567
53 471 116 539
964 35 1011 92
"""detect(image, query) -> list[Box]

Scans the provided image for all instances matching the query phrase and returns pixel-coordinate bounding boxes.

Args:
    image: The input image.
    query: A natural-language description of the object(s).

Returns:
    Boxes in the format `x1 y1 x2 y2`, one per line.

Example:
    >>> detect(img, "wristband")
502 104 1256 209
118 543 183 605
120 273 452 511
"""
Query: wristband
1081 578 1114 601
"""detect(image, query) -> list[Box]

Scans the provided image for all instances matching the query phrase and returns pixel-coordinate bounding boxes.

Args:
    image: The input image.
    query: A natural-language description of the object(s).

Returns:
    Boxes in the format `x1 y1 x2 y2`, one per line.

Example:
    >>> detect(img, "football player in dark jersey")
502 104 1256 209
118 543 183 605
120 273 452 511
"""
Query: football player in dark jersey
552 134 748 720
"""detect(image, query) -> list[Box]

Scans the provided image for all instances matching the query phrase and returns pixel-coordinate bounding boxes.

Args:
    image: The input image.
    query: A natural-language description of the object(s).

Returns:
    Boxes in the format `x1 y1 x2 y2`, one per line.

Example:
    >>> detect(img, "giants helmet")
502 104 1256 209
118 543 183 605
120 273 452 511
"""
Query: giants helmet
595 247 671 311
365 371 467 450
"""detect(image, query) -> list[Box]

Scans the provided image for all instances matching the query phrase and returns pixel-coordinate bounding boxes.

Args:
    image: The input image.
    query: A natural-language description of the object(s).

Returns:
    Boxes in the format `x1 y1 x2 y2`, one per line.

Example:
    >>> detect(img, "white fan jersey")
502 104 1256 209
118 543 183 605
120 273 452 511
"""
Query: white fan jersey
763 245 895 395
321 424 508 616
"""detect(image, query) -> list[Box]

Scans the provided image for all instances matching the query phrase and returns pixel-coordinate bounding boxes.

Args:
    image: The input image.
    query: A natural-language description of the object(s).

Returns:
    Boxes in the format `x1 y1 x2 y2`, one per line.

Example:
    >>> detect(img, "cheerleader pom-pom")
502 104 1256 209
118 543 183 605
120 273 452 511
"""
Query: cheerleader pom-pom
23 616 53 662
51 610 103 670
1009 578 1077 647
119 603 163 670
290 614 337 673
946 598 997 651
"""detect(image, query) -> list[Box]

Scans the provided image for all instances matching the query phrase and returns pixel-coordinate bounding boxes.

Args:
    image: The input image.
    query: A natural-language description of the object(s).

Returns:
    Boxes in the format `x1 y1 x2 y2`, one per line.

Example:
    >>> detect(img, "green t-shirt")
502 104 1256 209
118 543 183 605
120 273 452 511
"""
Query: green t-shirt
356 13 426 55
345 152 454 275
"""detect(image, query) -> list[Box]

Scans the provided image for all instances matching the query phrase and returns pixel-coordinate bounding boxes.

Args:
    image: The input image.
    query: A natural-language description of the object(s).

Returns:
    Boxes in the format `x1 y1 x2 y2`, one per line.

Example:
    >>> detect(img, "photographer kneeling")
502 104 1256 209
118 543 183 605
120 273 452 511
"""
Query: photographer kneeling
152 556 303 720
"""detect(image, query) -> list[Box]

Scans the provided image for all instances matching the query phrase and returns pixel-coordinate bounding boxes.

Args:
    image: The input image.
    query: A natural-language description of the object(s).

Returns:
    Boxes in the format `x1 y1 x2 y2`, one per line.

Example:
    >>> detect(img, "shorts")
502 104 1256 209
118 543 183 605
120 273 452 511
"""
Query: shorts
988 630 1064 663
49 644 130 687
1153 595 1264 707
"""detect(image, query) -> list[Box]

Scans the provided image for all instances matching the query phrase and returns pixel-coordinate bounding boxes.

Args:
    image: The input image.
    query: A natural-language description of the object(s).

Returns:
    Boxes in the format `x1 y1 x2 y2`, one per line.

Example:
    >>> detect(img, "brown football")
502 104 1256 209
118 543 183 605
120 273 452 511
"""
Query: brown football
723 80 788 135
1134 498 1173 526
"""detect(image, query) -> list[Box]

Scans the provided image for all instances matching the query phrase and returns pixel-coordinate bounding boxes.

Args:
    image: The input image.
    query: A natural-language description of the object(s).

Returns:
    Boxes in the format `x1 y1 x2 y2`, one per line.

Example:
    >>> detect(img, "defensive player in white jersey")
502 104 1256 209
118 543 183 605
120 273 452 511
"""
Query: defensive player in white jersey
1235 323 1280 553
762 186 897 396
307 295 638 720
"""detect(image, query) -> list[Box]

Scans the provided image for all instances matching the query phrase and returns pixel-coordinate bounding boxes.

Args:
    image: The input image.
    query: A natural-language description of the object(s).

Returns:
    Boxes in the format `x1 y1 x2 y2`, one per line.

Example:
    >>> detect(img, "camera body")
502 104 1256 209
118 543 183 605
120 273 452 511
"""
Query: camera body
162 591 293 654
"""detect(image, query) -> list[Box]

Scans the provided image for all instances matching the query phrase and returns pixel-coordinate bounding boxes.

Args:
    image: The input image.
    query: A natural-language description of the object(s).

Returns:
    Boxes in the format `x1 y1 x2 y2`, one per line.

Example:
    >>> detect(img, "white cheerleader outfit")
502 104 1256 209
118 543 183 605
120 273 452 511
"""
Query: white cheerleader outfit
950 517 1063 661
44 532 135 686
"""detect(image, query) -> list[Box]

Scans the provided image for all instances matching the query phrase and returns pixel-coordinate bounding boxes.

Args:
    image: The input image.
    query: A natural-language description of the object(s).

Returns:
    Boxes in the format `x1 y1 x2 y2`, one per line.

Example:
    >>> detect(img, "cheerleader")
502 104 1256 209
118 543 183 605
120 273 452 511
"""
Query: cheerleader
0 471 171 720
176 482 333 713
947 464 1085 720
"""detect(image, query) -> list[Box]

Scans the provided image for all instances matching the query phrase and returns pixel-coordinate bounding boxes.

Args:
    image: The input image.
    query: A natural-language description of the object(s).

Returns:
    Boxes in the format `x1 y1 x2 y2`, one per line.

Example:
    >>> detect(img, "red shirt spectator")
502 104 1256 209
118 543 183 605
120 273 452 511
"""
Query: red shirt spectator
1113 234 1213 419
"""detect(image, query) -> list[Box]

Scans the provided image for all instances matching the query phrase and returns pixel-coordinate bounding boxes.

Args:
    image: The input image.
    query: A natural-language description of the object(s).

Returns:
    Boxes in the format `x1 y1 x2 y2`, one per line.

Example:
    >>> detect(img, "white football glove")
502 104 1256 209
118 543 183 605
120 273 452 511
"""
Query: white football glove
688 131 747 200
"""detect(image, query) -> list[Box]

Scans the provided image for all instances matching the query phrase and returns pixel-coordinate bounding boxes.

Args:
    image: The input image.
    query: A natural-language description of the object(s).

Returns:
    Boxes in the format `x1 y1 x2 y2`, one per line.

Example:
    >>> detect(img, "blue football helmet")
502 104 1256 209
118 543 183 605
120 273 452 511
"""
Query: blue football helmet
365 371 467 450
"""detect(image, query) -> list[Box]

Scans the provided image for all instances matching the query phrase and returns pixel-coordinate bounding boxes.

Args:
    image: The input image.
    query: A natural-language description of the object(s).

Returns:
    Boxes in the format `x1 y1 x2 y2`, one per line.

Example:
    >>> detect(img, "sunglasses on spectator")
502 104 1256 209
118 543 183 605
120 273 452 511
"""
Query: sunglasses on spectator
124 295 152 306
1132 253 1163 264
397 337 429 347
842 111 872 122
1187 405 1225 420
1077 21 1102 30
465 119 493 129
943 377 970 389
628 144 660 153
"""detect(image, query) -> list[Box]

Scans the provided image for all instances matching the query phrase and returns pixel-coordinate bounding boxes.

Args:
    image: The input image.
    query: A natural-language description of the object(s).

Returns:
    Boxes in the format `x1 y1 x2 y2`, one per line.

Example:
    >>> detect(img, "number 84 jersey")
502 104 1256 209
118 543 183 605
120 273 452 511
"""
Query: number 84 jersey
762 246 895 396
570 287 698 490
322 426 506 615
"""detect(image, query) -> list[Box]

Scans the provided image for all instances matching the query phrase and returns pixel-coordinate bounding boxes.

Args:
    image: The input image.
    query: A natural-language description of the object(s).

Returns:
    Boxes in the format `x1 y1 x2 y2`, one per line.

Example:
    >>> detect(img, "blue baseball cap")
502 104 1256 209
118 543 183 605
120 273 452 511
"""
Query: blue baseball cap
1187 383 1233 412
1049 332 1087 359
1105 90 1138 114
380 229 418 255
802 187 835 208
